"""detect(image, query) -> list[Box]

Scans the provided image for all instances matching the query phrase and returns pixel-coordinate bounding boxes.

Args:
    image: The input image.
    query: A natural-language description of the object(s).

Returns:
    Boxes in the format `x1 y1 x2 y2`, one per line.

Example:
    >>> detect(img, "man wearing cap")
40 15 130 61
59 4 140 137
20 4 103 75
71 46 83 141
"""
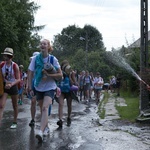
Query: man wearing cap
0 48 20 129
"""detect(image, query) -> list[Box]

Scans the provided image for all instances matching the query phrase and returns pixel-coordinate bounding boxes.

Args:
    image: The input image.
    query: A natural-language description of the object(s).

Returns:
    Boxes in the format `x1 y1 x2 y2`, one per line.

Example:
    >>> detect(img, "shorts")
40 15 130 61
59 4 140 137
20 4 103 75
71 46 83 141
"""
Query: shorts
94 87 102 93
61 92 71 99
83 83 91 90
4 84 18 95
36 90 55 101
18 87 24 95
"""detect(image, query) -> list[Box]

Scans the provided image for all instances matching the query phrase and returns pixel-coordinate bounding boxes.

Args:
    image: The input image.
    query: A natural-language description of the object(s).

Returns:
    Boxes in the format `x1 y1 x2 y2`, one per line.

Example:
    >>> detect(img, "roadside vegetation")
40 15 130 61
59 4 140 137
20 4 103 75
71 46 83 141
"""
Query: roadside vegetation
98 89 140 122
115 90 140 122
97 92 109 119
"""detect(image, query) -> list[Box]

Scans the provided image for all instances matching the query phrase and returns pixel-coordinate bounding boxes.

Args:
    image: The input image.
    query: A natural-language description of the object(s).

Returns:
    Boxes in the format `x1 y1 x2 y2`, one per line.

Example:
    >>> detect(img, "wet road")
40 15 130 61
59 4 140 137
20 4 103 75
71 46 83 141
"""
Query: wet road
0 94 150 150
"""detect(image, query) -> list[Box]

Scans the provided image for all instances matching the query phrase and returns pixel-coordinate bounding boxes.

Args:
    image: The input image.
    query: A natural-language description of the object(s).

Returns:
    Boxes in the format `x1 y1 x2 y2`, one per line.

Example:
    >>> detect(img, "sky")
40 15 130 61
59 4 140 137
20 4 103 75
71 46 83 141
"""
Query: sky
33 0 150 51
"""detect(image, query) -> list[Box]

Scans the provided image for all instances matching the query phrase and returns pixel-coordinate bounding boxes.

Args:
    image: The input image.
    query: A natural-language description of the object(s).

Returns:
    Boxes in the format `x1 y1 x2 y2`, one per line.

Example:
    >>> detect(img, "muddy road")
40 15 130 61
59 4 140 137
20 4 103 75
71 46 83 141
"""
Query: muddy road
0 93 150 150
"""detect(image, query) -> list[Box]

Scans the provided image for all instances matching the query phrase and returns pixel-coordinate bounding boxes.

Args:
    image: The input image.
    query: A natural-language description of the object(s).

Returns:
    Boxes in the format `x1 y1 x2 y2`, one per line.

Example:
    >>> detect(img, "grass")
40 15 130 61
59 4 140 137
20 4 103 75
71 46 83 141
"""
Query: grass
97 92 109 119
115 90 140 122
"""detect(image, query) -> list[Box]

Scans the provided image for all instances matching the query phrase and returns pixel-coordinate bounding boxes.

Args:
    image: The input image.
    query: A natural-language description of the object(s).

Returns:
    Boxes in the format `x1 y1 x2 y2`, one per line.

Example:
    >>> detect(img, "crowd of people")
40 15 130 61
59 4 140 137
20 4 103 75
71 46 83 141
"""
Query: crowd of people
0 38 124 143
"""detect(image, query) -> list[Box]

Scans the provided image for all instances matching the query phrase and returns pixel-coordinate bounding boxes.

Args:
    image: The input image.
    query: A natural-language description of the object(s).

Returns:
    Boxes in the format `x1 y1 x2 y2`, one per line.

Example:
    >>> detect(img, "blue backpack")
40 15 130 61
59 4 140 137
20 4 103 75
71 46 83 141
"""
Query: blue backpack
58 72 70 93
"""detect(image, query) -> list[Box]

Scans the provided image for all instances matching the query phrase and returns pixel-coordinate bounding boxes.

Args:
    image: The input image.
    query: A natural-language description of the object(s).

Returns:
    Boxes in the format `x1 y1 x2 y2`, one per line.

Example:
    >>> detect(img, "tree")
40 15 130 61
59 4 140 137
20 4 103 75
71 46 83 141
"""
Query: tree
0 0 44 69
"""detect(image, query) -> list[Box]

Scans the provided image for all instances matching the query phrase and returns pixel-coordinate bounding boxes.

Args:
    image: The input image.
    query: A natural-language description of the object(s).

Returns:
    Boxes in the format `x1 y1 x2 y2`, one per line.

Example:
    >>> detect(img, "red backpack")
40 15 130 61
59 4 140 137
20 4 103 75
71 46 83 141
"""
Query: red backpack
0 61 18 78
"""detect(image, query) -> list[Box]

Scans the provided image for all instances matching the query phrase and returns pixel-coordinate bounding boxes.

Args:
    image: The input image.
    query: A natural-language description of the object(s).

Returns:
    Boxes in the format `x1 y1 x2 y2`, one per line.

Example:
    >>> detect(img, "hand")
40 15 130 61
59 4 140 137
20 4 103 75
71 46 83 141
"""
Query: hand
5 83 12 89
147 85 150 91
28 89 34 97
146 85 150 91
42 69 48 75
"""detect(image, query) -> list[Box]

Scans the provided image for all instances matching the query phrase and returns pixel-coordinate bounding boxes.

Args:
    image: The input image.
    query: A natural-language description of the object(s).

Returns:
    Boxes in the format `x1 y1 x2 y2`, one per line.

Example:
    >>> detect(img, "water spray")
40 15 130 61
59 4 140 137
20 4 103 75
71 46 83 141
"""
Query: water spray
140 79 149 87
106 51 150 87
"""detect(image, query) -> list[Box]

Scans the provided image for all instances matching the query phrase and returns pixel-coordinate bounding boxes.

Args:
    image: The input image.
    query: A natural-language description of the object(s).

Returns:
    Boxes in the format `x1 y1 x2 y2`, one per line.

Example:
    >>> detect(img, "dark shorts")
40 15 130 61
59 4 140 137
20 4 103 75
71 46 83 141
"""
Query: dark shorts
95 87 102 93
61 92 71 99
83 83 91 90
4 84 18 95
36 90 55 101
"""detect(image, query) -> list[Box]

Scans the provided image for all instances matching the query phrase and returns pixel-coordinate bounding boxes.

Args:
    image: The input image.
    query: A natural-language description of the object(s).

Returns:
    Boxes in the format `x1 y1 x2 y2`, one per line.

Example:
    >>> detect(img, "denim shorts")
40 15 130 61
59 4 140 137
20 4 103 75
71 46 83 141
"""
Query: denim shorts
36 90 55 101
18 87 24 95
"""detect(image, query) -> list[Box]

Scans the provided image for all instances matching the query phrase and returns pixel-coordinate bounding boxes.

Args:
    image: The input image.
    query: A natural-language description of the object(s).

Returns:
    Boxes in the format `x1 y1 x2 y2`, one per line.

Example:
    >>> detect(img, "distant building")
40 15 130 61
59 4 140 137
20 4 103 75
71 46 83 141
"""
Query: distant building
129 30 150 48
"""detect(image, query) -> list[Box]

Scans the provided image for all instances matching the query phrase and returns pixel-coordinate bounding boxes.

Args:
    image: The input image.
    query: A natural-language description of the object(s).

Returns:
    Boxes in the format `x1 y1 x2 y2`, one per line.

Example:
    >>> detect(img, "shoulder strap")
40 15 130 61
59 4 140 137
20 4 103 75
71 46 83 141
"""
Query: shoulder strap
0 61 5 68
50 55 54 65
12 62 18 78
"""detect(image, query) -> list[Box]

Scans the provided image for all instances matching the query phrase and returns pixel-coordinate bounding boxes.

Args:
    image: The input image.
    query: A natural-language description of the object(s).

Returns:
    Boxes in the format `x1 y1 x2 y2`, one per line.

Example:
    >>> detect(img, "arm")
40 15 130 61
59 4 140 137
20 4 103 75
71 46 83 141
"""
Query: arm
11 64 20 86
43 68 63 81
27 69 34 91
69 71 78 86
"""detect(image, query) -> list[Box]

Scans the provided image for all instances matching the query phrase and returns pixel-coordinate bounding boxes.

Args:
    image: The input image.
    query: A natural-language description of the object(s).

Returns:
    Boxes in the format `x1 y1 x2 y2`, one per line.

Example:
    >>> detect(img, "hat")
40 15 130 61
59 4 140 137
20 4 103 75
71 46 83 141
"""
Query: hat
1 48 13 56
29 51 40 61
19 65 24 68
33 51 40 56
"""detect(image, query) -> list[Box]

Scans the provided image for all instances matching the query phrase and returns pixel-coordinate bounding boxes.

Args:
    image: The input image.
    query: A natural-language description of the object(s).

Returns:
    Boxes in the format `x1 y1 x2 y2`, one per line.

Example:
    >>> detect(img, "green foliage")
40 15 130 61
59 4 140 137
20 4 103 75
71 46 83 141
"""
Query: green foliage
0 0 42 70
98 92 109 119
116 91 140 122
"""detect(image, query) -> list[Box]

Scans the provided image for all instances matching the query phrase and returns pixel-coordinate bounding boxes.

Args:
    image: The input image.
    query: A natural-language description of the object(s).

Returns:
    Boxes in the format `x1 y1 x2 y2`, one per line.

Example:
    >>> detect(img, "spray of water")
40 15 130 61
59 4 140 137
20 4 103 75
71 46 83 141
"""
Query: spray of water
106 50 148 86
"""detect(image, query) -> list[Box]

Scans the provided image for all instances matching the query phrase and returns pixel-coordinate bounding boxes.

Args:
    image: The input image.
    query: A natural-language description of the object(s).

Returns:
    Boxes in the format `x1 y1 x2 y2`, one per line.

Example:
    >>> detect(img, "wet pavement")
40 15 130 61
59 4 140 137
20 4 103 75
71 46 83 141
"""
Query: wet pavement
0 91 150 150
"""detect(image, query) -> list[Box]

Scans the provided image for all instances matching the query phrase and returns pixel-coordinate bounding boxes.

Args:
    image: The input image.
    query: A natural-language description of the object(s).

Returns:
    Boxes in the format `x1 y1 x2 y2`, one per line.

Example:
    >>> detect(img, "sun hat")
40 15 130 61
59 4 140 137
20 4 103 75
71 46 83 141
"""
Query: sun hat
1 48 13 56
19 65 24 68
33 51 40 56
29 51 40 61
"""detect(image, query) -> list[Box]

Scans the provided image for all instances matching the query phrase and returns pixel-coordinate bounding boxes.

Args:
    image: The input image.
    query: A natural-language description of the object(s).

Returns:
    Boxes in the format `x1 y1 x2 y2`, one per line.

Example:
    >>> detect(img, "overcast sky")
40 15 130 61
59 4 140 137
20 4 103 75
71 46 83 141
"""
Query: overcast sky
33 0 150 51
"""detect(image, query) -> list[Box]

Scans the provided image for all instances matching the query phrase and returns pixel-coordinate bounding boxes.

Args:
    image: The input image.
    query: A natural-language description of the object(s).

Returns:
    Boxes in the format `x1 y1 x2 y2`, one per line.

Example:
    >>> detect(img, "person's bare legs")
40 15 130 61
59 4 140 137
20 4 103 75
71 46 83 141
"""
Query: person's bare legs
0 93 8 125
31 96 36 120
11 95 18 123
38 96 52 132
66 96 72 119
58 95 64 120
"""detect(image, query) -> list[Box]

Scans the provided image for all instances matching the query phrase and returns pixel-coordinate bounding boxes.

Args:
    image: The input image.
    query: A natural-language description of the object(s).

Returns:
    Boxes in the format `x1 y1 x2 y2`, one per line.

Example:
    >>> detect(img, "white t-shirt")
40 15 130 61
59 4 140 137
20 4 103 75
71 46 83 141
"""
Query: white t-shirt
1 62 16 83
28 54 60 92
94 77 104 88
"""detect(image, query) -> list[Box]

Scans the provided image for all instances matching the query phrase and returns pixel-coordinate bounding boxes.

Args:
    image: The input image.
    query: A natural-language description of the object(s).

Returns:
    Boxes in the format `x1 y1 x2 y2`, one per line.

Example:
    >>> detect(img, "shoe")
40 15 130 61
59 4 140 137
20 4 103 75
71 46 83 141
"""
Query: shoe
117 93 120 96
19 100 23 105
36 130 43 143
57 119 63 128
67 117 71 126
10 122 17 129
43 126 50 136
18 100 20 104
29 119 35 127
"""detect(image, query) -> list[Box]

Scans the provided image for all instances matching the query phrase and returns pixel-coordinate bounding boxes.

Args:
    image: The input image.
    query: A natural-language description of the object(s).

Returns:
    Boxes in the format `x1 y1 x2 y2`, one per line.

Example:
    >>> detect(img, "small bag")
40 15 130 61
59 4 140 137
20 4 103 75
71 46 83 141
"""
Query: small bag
70 85 78 92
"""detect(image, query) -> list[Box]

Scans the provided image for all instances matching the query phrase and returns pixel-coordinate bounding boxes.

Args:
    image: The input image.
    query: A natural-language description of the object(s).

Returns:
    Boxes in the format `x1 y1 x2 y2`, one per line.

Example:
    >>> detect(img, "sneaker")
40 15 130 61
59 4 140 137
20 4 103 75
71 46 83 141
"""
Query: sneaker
57 119 63 128
29 119 35 127
10 122 17 129
36 130 43 143
19 100 23 105
67 117 71 126
43 126 50 136
18 100 20 104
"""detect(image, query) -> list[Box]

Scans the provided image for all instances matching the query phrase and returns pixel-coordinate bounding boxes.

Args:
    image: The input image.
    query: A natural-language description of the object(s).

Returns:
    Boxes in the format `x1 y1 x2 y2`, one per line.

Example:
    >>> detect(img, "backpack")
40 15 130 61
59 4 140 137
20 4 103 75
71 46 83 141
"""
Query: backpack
0 69 4 96
83 75 92 86
0 61 18 78
57 72 70 93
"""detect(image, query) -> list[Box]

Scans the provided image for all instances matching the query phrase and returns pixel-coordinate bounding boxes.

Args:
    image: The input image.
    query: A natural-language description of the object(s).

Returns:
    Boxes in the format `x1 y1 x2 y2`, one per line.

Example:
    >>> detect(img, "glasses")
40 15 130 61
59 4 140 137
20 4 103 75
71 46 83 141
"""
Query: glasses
6 68 9 75
5 68 9 79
